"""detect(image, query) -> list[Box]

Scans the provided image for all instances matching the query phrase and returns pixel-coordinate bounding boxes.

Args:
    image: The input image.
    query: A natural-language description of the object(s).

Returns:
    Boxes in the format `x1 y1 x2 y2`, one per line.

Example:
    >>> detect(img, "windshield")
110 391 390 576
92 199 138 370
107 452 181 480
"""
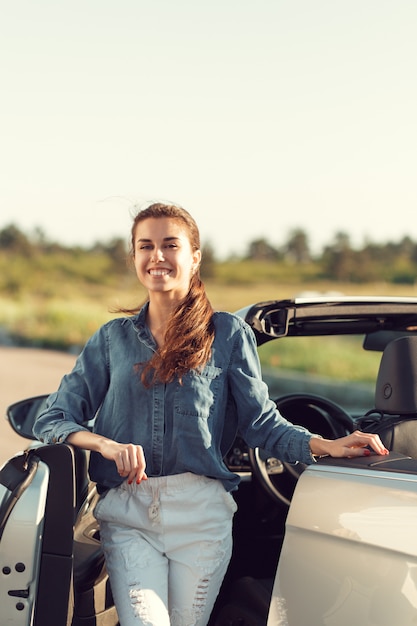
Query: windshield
257 334 381 415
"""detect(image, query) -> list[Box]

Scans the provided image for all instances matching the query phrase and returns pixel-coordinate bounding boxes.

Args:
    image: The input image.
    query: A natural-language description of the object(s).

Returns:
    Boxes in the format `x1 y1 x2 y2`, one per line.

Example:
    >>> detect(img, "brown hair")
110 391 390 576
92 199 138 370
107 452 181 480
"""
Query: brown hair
129 202 215 386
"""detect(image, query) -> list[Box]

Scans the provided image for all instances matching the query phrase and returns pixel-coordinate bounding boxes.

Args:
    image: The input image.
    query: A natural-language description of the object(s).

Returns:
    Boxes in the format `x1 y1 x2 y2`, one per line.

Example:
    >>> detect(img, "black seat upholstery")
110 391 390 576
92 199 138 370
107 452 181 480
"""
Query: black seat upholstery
73 445 90 513
361 336 417 458
374 335 417 415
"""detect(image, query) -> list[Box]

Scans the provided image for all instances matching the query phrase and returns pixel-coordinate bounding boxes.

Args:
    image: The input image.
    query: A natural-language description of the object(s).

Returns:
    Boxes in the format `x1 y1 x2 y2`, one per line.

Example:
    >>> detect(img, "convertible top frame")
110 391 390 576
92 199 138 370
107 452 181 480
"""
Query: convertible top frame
237 296 417 346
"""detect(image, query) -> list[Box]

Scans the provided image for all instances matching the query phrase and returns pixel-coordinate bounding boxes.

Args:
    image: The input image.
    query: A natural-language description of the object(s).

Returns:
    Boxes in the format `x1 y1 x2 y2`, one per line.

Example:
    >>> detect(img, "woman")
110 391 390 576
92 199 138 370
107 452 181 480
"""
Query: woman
33 202 388 626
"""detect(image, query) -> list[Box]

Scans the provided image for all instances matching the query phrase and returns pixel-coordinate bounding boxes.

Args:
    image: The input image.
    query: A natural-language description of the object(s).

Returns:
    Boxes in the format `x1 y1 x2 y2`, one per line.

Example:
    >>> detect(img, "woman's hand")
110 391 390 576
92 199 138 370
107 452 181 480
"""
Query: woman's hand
99 440 148 484
66 431 148 484
310 430 389 459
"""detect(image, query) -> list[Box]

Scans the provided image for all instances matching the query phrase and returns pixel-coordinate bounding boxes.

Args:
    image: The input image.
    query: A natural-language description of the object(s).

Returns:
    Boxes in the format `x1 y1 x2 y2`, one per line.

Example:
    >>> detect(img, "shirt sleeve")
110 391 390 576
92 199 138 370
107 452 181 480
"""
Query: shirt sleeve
32 325 111 444
228 320 319 465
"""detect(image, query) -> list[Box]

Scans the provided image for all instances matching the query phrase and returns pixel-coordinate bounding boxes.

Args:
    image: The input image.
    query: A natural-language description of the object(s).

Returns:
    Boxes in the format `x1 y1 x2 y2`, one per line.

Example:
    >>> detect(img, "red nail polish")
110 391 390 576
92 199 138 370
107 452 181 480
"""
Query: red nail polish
364 449 371 457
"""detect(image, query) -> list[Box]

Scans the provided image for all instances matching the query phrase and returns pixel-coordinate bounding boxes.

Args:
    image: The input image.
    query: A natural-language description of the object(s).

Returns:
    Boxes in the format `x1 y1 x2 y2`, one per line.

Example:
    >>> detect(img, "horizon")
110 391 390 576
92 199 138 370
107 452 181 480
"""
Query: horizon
2 1 416 259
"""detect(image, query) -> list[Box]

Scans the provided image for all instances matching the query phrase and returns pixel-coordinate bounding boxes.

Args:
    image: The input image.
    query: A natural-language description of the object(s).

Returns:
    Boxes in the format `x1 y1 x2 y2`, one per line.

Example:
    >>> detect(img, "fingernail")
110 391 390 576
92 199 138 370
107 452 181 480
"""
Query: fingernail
136 478 141 484
363 449 371 457
128 480 133 485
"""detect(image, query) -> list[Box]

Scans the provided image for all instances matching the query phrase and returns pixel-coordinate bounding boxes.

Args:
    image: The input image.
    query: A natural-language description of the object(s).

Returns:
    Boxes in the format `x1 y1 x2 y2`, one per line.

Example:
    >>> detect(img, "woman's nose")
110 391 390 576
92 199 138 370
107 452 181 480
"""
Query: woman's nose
151 248 164 262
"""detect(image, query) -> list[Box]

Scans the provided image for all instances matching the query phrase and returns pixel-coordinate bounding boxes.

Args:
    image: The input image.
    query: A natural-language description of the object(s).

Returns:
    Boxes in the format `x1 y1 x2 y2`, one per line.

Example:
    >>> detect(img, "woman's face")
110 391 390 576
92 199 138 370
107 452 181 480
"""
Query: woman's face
133 217 201 300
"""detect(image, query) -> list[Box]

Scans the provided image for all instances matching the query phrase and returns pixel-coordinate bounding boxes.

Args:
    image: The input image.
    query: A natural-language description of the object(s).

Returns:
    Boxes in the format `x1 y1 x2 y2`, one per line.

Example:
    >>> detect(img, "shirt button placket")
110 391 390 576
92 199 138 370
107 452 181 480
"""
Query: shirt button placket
152 383 165 475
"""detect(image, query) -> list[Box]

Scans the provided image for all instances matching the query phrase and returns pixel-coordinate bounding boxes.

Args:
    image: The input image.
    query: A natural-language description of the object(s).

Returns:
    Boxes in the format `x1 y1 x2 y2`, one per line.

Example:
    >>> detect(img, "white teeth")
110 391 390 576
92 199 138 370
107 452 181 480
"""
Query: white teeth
149 269 170 276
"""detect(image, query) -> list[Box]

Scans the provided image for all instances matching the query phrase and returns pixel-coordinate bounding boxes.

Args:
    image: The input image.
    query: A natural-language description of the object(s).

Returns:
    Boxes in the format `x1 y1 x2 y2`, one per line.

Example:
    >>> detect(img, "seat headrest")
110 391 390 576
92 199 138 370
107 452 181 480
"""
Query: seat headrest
375 336 417 414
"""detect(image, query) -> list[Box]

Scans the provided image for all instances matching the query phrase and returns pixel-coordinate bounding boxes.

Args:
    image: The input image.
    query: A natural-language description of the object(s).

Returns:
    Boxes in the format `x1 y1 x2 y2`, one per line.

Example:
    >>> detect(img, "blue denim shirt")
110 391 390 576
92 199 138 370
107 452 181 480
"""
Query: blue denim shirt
33 304 317 492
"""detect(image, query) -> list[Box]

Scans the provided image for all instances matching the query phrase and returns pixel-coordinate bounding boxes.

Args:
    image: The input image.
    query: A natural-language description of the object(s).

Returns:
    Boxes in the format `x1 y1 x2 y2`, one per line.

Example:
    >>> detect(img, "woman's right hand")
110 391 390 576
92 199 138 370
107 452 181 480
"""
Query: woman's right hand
99 440 148 484
66 431 148 484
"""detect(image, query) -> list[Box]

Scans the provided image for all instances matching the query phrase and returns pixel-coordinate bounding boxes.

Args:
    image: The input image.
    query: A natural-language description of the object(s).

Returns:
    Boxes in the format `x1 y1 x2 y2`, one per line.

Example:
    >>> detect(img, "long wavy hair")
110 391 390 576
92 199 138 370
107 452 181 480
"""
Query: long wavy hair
126 202 215 386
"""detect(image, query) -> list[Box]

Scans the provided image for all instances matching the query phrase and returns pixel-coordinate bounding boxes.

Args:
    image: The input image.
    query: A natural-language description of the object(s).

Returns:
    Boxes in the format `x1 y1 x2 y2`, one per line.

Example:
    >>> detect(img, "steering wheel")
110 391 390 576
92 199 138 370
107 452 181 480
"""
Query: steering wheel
249 393 355 506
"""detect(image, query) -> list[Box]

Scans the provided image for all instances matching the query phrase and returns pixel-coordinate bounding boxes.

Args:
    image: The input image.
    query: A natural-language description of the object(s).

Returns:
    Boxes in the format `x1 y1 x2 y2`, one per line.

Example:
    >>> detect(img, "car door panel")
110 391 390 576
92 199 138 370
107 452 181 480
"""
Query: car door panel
268 462 417 625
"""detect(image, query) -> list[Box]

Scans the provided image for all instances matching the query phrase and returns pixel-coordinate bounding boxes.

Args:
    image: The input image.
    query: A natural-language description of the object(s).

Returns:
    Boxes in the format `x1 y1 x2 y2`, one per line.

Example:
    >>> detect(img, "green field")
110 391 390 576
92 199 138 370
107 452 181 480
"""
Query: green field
1 277 414 348
0 276 412 386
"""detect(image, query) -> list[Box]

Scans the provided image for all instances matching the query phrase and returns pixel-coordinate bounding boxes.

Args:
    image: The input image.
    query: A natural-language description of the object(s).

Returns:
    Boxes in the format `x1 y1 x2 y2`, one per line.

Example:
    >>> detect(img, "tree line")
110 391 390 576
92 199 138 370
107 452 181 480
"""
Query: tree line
1 223 417 286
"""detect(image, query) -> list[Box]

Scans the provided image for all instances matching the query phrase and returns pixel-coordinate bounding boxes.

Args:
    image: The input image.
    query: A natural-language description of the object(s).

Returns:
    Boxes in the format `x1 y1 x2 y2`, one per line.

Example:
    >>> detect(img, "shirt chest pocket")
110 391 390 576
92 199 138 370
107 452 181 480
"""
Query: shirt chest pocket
174 365 223 418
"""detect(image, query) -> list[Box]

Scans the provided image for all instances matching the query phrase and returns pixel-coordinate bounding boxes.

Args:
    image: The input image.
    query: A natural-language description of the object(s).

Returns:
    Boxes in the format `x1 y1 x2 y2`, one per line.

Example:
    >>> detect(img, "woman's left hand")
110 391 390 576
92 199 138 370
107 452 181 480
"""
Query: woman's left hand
310 431 389 459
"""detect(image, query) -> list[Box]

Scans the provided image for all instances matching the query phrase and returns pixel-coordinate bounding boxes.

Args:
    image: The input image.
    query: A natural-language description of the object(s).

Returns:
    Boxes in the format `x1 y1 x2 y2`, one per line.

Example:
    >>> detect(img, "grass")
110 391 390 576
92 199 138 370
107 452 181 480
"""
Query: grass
0 278 415 380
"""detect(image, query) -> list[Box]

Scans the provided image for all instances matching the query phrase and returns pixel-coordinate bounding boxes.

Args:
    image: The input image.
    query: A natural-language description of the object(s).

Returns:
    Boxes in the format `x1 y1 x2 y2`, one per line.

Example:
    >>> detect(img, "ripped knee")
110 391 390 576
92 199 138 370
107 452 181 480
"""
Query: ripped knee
129 586 150 622
129 586 169 624
194 576 210 611
170 575 212 626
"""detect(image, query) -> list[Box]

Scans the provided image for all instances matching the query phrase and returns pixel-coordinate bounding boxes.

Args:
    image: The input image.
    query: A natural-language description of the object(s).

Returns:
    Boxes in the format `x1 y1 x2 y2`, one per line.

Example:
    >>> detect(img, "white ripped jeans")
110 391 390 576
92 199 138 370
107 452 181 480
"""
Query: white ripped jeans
93 472 237 626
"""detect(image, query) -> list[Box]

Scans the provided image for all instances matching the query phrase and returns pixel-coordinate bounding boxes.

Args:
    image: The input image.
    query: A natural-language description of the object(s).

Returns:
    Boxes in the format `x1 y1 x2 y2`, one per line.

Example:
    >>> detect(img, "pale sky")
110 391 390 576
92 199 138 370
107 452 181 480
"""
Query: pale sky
1 0 416 258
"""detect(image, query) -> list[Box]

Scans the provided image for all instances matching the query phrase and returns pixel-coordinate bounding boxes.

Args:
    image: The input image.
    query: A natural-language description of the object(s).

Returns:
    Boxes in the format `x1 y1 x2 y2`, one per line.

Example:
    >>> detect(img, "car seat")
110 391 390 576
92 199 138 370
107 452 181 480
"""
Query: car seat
360 335 417 458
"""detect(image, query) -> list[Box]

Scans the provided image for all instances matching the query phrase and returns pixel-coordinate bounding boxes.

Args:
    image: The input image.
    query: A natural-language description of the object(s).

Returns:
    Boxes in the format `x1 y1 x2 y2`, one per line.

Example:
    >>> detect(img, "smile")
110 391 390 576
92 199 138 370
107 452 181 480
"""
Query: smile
148 269 171 276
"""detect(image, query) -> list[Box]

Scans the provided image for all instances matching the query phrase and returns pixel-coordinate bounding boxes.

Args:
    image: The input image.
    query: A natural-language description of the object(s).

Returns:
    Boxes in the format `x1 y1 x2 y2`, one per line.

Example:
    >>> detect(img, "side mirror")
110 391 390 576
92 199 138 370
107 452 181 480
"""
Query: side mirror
6 395 50 440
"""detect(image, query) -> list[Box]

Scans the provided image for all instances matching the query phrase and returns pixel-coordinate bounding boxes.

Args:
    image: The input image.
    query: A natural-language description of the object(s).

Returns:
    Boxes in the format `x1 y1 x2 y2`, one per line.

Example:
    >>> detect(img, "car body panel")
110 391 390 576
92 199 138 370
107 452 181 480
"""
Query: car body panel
0 457 49 625
268 461 417 625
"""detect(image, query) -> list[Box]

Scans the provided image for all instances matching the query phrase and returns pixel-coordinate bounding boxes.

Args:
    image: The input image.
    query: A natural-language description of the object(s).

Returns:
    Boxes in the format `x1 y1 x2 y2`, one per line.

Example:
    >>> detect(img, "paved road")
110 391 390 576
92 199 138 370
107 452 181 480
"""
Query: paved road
0 346 76 467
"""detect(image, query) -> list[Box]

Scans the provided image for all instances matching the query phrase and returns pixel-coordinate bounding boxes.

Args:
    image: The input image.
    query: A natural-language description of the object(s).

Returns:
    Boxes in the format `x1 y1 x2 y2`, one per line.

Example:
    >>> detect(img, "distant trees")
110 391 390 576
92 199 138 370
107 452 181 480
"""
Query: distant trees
90 237 129 273
240 229 417 285
1 222 417 287
0 223 129 264
320 233 417 283
321 232 358 281
283 229 311 264
245 229 311 264
246 238 281 262
200 242 216 279
0 224 33 255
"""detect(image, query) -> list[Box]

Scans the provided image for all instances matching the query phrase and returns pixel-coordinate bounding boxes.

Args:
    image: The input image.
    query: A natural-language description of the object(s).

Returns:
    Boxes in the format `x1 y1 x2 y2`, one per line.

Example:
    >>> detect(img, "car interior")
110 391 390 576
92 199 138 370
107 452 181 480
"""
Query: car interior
211 334 417 625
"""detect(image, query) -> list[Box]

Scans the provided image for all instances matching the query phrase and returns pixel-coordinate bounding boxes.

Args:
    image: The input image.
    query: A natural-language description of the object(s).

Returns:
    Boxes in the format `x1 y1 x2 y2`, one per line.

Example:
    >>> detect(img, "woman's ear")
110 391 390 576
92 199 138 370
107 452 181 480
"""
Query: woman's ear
192 249 202 272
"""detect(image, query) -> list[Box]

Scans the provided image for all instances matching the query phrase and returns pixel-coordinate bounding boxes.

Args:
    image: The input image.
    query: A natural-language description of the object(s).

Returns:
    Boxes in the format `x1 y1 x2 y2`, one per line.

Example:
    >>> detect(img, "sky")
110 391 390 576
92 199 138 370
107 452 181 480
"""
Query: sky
1 0 416 259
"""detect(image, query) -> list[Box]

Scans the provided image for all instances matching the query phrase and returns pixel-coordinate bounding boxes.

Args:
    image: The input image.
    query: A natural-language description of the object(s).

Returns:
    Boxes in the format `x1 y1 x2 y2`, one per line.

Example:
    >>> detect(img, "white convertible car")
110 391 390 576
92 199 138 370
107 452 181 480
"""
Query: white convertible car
1 296 417 625
216 296 417 625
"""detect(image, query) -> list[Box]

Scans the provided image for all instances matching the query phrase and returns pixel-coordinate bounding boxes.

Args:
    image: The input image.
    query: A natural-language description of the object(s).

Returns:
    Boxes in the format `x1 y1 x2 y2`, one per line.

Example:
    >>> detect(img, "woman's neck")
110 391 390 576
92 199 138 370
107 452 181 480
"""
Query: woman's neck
146 299 176 348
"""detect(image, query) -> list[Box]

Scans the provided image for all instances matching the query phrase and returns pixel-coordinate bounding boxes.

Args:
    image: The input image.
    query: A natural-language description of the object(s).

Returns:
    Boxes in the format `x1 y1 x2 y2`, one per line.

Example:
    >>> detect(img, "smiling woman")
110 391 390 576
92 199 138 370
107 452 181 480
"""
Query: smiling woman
31 202 388 626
